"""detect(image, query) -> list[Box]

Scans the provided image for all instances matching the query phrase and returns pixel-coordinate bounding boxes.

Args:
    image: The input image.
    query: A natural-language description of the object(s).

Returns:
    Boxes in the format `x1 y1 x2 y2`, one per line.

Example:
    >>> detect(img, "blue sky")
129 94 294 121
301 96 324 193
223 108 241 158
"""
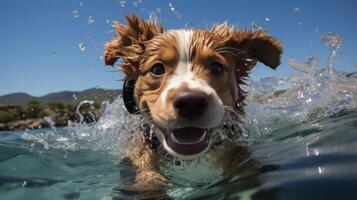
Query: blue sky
0 0 356 96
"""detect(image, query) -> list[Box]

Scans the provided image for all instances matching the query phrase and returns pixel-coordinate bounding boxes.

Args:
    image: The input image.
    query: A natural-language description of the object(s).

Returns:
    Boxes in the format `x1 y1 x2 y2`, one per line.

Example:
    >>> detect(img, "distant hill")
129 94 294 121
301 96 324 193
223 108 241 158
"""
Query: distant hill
0 88 122 107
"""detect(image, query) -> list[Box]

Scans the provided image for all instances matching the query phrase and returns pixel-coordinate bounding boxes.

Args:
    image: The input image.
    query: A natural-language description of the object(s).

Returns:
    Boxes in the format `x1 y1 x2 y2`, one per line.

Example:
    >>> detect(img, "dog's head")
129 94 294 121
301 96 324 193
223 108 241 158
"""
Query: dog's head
104 15 282 159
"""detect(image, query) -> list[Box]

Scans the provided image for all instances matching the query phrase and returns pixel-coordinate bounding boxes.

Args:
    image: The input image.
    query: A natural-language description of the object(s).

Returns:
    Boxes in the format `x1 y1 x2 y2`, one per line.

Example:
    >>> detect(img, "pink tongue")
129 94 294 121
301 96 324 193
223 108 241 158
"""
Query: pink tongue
172 127 205 143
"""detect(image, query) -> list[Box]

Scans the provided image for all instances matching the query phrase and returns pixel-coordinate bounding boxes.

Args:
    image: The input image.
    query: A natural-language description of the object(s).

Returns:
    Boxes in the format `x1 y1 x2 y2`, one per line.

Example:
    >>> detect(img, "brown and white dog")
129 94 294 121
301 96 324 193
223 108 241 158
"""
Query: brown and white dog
104 15 282 193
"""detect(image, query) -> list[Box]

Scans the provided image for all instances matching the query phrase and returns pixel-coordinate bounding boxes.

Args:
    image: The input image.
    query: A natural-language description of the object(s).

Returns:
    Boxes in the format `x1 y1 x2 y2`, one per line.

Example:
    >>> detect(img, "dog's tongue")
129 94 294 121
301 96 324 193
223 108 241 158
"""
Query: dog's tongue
165 127 209 156
172 127 205 143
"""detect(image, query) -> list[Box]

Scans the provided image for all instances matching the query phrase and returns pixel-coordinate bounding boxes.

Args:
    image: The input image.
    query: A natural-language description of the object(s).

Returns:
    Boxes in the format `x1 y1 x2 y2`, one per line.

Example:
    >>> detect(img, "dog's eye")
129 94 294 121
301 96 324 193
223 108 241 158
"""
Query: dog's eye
209 62 224 76
150 63 165 77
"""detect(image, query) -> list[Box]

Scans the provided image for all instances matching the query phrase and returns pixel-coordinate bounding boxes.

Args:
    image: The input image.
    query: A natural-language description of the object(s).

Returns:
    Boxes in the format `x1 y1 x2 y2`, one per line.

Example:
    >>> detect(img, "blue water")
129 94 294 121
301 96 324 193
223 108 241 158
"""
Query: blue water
1 108 357 199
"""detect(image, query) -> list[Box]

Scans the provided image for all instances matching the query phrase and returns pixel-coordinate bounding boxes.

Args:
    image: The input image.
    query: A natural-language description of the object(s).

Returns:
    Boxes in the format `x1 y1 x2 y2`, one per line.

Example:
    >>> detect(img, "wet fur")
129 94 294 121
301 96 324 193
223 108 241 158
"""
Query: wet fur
104 15 282 195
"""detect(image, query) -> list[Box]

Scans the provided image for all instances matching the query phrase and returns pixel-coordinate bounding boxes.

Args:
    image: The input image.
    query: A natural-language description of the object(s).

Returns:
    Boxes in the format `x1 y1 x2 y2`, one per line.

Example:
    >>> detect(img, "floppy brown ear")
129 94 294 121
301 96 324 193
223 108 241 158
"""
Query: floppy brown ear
104 14 163 76
233 30 283 69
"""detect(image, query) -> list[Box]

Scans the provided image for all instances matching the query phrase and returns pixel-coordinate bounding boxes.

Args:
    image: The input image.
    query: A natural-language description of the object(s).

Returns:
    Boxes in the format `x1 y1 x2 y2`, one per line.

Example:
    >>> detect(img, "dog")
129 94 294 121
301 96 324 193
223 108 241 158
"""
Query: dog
104 14 282 195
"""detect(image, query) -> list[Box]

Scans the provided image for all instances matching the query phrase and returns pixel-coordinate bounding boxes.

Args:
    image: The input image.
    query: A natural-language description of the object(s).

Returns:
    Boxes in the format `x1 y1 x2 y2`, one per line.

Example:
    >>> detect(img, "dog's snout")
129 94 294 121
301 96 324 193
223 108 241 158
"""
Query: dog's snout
173 92 209 118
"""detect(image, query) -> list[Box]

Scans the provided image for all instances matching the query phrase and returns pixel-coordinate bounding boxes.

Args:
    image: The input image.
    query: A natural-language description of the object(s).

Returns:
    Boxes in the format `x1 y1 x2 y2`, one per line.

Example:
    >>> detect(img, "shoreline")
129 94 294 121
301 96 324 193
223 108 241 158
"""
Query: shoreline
0 118 68 131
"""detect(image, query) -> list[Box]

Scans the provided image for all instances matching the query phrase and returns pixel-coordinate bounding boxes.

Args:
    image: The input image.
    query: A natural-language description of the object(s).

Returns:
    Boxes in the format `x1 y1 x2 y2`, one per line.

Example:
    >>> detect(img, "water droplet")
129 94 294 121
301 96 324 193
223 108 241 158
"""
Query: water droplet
22 181 27 187
168 2 181 19
72 10 79 18
321 32 341 48
264 17 270 22
78 42 86 52
79 1 83 6
119 0 126 7
293 7 300 13
251 21 263 32
88 16 94 24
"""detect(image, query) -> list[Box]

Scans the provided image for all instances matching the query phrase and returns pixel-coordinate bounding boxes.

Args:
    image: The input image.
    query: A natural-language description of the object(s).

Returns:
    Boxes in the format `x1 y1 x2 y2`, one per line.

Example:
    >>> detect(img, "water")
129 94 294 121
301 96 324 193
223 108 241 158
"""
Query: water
2 7 357 198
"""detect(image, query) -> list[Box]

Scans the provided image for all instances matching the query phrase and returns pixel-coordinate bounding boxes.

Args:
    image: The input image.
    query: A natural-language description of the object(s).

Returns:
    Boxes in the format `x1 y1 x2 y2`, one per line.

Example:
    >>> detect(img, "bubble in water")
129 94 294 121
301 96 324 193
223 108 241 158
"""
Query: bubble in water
78 42 86 52
293 7 300 13
88 16 94 24
72 10 79 18
314 28 319 33
264 17 270 22
106 19 110 24
298 21 302 26
321 32 341 48
52 51 57 56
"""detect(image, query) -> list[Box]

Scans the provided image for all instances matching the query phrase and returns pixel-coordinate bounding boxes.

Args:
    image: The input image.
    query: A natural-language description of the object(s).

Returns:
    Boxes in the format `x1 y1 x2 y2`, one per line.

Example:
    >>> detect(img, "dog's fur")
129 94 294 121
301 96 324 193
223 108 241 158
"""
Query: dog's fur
104 15 282 194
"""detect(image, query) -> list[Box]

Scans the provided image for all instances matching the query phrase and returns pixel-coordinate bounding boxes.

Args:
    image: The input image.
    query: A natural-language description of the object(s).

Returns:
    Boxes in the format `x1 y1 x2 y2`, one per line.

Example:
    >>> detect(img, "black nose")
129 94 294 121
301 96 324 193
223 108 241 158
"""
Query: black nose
173 92 209 118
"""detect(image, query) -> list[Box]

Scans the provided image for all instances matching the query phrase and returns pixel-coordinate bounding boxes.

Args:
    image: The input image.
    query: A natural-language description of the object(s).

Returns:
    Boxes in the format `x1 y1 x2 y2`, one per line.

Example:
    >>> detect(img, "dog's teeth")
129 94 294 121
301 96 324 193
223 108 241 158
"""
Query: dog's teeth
170 132 180 143
197 131 206 143
170 130 207 144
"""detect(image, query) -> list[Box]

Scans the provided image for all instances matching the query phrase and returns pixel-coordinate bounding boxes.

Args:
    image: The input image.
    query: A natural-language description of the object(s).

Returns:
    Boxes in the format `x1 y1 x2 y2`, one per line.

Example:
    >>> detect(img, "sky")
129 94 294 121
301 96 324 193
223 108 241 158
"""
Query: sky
0 0 356 96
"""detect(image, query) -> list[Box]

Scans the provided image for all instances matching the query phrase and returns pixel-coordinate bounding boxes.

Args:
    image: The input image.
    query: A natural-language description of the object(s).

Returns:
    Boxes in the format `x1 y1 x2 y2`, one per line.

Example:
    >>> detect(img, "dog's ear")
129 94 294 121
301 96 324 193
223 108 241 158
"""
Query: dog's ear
211 23 282 70
232 30 283 70
104 14 163 77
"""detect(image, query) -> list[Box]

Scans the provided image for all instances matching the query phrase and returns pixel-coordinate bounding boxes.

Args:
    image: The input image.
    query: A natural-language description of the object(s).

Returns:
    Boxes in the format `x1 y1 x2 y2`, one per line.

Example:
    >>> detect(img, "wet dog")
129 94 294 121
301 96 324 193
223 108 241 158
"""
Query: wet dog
104 14 282 194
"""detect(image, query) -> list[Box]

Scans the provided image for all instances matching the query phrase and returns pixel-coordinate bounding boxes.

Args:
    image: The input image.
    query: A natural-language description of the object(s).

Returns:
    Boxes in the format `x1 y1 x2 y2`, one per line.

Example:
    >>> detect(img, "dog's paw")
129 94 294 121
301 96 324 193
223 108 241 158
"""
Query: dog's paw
130 171 169 199
134 170 168 190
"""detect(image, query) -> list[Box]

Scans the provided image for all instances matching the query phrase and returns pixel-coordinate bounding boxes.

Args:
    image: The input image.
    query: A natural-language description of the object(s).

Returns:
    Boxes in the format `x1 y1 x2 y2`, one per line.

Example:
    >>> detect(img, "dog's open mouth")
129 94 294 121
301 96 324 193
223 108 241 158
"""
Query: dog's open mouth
161 127 211 157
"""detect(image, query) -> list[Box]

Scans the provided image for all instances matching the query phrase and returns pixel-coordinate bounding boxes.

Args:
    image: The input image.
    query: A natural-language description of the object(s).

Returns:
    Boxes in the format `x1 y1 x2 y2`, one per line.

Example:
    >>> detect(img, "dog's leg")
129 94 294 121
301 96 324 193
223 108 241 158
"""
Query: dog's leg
129 135 168 196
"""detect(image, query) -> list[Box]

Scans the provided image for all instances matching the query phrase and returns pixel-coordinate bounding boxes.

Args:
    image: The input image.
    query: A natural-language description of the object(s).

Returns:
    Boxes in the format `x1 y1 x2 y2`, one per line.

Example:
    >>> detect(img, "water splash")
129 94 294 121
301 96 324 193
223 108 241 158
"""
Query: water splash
76 100 96 123
245 32 356 137
43 116 55 128
321 32 341 81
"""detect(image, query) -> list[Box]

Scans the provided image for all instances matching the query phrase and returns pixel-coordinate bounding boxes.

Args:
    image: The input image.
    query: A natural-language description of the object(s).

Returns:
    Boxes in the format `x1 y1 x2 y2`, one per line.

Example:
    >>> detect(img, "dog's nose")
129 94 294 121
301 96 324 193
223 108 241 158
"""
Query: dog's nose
173 92 209 118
